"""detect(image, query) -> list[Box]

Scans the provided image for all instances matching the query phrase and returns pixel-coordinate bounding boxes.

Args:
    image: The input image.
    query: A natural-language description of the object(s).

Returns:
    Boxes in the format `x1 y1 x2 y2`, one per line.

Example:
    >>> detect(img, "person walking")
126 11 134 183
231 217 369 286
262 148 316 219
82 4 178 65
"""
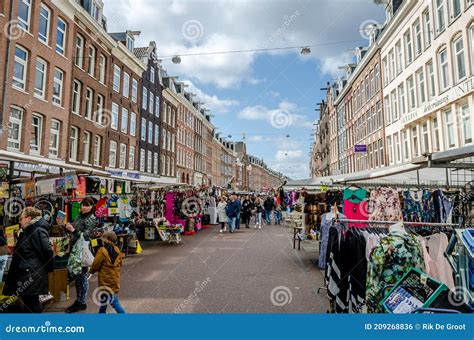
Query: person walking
254 196 263 229
217 197 228 233
263 196 275 225
235 195 242 230
4 207 54 313
274 204 283 225
225 195 240 233
241 195 253 228
89 231 125 313
65 197 97 313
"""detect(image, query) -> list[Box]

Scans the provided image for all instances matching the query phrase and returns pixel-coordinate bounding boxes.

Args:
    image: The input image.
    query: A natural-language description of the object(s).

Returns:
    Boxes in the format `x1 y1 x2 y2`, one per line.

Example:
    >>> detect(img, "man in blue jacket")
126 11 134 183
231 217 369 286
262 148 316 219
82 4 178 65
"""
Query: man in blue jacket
225 195 240 233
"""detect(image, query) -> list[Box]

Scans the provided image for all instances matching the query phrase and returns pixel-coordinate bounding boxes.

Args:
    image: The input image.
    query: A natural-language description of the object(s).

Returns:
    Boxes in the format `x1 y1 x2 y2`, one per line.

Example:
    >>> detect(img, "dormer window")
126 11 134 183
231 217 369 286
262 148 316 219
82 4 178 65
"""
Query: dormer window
126 35 134 52
90 0 102 22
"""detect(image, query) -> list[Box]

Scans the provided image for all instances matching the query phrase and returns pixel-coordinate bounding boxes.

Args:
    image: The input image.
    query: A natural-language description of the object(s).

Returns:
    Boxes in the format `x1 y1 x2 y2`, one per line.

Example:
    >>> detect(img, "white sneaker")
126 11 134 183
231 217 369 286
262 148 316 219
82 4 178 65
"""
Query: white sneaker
220 230 223 233
254 225 257 229
258 226 261 229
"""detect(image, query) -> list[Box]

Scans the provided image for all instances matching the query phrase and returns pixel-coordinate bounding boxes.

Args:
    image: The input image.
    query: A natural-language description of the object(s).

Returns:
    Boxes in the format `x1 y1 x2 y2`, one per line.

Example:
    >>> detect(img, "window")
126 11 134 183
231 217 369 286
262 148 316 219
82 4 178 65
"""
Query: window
129 146 135 170
398 83 406 116
38 4 51 44
56 18 67 55
150 66 155 83
30 114 43 154
374 143 378 168
99 54 106 84
154 124 159 145
8 107 23 151
426 61 436 98
83 131 91 164
451 0 461 19
72 80 81 115
109 141 117 168
459 102 472 144
149 94 154 115
69 126 78 161
148 121 153 144
18 0 31 31
96 94 104 124
147 151 152 173
453 36 466 82
436 0 446 33
421 122 430 154
112 65 121 92
375 64 380 92
34 59 47 98
131 79 138 103
370 70 375 96
470 26 474 73
403 130 410 161
367 110 372 135
122 73 130 98
407 76 416 109
130 112 136 137
119 143 127 169
13 46 28 90
417 69 426 105
85 87 94 120
391 90 398 121
154 153 159 174
142 87 148 110
439 48 450 91
432 118 441 152
141 118 146 141
395 41 402 74
140 149 145 172
94 135 101 166
87 46 96 77
126 35 134 51
413 20 422 56
52 68 64 105
121 108 128 134
365 76 370 100
404 29 413 65
75 35 84 68
382 58 389 86
445 109 456 148
155 96 160 117
49 119 60 158
379 139 384 167
394 132 401 163
422 9 432 49
162 129 167 149
377 101 382 128
111 102 119 130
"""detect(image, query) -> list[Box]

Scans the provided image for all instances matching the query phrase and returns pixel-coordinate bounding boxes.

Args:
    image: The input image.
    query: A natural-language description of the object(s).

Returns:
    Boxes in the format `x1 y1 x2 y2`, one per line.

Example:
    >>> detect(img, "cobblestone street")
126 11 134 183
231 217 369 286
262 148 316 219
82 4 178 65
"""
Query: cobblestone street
47 223 327 313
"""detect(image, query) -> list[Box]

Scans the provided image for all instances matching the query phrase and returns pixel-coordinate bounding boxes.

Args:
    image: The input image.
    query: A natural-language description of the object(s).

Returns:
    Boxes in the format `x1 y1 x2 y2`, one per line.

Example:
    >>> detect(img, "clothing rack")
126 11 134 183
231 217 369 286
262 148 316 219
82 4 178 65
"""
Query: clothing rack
335 219 461 228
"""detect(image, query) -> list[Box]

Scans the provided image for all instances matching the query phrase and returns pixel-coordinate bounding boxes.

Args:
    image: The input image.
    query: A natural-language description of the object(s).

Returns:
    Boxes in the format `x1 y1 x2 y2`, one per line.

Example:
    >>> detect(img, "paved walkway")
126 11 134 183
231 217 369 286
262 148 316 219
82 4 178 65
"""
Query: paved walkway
47 223 328 313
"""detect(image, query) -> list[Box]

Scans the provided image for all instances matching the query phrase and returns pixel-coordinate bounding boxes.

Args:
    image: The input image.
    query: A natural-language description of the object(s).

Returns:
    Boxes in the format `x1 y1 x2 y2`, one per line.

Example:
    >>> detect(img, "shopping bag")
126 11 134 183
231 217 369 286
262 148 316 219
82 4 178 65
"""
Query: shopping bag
67 234 84 276
82 240 94 267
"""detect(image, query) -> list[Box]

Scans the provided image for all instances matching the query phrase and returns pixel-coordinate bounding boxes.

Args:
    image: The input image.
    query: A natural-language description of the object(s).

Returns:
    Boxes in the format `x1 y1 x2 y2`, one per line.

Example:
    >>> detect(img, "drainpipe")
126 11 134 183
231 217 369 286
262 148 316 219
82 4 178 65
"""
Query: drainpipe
1 2 14 134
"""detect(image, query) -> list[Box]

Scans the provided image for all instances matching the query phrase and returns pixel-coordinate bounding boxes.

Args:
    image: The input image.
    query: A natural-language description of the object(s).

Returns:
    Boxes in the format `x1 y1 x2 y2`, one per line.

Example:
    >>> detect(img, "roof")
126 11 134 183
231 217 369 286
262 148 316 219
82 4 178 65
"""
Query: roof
133 46 149 60
109 32 127 42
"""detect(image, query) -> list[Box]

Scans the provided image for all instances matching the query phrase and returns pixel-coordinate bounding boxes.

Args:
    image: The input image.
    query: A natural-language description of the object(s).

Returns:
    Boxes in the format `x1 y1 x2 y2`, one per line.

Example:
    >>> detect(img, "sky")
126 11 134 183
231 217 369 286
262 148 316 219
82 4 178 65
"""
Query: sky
102 0 385 180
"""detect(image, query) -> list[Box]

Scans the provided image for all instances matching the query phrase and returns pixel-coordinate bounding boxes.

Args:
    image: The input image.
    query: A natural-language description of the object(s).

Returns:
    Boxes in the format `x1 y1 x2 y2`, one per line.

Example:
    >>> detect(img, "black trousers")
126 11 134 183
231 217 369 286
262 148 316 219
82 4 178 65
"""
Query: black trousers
21 295 42 313
241 213 251 226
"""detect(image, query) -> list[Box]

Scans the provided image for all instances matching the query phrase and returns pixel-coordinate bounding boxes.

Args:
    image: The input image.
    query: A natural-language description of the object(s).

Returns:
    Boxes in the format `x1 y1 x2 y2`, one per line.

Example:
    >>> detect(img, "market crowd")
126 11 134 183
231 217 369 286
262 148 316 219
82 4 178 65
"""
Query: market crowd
216 194 284 233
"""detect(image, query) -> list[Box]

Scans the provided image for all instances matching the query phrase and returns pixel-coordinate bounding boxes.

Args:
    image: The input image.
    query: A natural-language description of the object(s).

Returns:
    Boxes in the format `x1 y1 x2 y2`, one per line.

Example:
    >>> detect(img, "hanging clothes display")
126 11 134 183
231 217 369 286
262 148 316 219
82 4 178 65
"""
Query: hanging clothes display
366 223 425 313
433 189 454 223
343 187 368 228
424 233 455 290
368 187 403 222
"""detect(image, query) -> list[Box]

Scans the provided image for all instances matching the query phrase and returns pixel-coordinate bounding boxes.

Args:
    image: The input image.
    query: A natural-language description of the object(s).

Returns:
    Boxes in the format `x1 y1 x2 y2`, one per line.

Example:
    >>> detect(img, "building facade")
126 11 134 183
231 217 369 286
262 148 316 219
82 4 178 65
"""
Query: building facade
161 85 178 181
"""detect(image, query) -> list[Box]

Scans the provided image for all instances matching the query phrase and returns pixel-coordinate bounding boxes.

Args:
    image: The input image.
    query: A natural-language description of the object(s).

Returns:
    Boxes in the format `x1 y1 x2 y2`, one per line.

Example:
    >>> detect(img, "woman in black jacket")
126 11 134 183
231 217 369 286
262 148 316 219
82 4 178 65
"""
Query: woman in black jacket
241 196 254 228
4 207 54 313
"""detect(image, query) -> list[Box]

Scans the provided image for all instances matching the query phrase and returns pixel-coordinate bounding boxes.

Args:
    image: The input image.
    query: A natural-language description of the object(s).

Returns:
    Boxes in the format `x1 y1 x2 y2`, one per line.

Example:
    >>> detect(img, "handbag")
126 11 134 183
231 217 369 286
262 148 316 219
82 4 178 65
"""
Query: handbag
82 239 94 267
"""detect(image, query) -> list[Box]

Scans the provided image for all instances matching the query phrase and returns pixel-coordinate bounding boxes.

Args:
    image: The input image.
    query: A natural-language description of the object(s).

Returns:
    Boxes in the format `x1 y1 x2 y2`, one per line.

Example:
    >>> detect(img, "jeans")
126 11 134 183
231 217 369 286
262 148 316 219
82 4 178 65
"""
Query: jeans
236 215 240 229
98 293 125 314
75 270 89 305
275 211 282 224
265 210 272 224
228 217 236 232
255 213 262 226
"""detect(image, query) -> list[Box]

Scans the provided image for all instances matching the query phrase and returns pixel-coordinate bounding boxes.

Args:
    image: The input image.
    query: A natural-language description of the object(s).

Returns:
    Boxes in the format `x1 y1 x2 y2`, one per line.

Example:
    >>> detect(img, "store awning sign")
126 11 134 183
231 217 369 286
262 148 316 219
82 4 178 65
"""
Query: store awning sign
354 145 367 153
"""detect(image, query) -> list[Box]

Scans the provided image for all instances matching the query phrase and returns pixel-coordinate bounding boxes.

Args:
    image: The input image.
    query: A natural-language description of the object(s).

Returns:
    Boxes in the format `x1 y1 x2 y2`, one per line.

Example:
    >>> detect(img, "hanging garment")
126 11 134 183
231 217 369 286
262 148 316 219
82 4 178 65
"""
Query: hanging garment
325 190 343 208
420 190 436 223
366 228 425 313
343 200 368 228
401 190 423 222
318 213 331 269
343 187 367 203
433 190 454 223
325 215 348 313
424 233 455 290
368 187 403 222
344 229 368 313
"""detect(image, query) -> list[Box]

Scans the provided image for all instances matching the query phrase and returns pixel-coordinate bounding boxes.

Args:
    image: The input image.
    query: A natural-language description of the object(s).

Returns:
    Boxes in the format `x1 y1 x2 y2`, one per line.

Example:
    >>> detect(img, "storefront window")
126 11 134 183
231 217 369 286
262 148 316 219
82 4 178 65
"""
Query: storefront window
445 109 456 148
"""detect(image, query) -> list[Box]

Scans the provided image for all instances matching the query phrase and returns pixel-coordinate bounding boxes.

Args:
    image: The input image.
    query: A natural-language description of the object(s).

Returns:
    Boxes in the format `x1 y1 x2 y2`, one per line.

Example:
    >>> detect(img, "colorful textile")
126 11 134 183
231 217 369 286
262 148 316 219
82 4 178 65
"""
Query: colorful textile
343 200 368 228
366 227 424 313
368 187 403 222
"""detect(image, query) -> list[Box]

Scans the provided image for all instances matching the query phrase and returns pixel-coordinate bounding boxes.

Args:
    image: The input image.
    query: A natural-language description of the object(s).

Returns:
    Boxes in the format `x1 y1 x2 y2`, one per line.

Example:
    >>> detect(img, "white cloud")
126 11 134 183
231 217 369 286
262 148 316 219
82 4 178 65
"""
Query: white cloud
181 80 239 113
275 150 303 162
103 0 384 89
320 52 354 77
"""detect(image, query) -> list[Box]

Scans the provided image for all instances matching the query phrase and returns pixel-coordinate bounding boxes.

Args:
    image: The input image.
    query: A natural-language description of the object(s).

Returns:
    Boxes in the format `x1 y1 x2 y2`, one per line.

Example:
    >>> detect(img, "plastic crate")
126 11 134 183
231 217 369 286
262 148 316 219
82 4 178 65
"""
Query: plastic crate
462 229 474 253
381 267 448 314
